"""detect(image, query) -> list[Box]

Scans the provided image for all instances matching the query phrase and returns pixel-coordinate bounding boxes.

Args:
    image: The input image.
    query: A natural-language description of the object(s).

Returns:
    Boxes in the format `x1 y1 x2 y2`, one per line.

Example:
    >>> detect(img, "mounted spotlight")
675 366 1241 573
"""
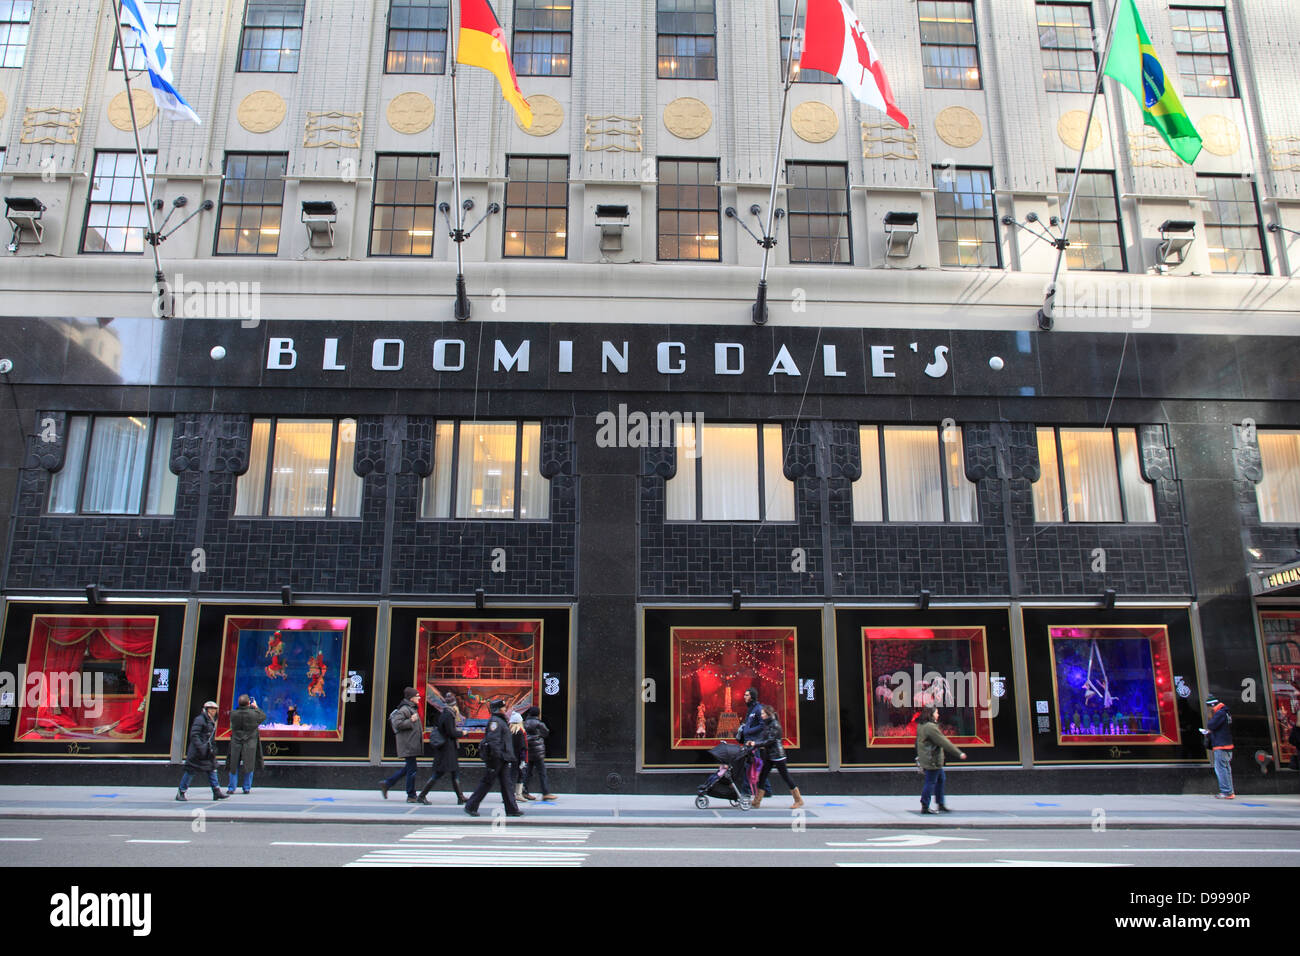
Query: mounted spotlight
5 197 47 252
731 589 742 612
281 585 293 607
301 200 338 249
1157 219 1196 267
595 203 630 253
883 211 920 258
85 583 103 606
475 588 486 610
1102 588 1116 611
918 589 932 612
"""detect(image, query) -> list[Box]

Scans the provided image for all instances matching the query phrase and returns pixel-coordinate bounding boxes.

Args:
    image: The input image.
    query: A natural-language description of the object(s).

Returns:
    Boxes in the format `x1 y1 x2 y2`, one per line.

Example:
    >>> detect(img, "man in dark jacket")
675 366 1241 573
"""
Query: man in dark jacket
226 694 267 795
1203 695 1234 798
464 699 523 818
380 687 423 803
176 701 227 802
416 692 466 805
522 706 556 800
736 689 771 798
916 705 966 814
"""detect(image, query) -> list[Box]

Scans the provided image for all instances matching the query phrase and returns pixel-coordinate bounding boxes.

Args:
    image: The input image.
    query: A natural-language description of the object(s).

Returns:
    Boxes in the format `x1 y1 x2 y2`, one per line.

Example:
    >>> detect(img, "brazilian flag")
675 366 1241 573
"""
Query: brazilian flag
1103 0 1202 164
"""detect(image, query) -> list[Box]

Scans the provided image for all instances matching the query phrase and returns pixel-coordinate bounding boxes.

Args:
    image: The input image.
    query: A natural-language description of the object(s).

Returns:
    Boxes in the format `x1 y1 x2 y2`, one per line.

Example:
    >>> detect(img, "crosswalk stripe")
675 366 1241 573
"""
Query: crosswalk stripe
345 826 593 867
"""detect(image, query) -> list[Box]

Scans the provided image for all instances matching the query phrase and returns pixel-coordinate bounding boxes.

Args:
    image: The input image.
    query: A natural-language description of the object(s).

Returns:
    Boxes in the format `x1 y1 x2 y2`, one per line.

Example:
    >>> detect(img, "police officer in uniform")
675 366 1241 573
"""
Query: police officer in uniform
464 699 524 817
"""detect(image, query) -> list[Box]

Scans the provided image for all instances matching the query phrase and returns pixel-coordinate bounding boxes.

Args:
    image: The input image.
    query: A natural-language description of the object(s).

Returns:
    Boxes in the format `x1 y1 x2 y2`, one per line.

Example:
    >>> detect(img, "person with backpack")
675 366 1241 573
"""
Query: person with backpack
522 705 557 801
464 699 523 818
380 687 423 803
416 692 466 805
1201 694 1235 799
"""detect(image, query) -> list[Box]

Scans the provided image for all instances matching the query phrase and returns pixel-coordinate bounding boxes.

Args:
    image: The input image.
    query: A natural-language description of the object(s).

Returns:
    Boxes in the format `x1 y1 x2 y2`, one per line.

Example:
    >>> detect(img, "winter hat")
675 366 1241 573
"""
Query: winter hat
403 686 418 700
488 698 506 713
524 706 540 719
1205 695 1220 705
203 700 218 709
509 712 523 726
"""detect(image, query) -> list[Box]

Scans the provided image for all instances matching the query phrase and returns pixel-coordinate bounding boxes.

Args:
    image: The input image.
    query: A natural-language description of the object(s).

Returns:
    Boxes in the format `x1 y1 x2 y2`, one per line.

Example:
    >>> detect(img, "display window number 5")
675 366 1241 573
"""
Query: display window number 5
543 673 560 696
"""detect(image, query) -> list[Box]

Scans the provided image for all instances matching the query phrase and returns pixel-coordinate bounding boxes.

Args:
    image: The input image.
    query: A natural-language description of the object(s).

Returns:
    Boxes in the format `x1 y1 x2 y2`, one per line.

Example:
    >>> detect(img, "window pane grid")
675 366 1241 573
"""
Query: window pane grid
657 0 716 79
513 0 571 76
370 153 438 256
238 0 304 72
934 166 1001 268
1257 431 1300 524
421 421 548 520
854 425 977 523
236 418 360 518
786 162 851 264
658 159 720 261
778 0 835 83
1171 6 1237 98
0 0 30 68
217 152 287 255
1037 2 1096 92
1057 169 1124 271
47 415 175 516
81 151 157 254
1033 427 1158 524
504 156 568 258
386 0 449 74
919 0 981 89
1197 175 1267 275
111 0 179 71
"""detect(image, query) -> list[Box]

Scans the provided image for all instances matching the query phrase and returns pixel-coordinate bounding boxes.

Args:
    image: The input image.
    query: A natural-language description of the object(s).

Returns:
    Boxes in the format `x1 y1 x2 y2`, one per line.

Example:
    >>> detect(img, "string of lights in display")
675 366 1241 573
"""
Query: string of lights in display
678 640 784 684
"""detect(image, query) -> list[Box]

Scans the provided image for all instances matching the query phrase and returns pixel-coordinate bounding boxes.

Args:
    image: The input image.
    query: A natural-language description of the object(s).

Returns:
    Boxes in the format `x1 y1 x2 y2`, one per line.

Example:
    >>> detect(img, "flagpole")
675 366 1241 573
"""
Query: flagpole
751 0 802 326
448 0 470 321
1042 0 1123 329
109 0 168 317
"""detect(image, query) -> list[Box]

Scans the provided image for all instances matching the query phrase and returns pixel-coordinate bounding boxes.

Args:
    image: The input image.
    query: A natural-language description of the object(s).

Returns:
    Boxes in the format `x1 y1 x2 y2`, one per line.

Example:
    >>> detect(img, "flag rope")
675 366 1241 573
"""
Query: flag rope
449 0 471 320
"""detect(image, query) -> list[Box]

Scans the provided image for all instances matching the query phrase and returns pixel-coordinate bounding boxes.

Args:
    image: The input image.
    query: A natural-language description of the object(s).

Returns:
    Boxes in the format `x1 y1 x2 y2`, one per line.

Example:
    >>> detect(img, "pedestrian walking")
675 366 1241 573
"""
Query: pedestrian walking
176 700 226 802
749 704 803 809
380 687 423 803
225 694 267 795
916 705 966 814
1201 695 1235 799
510 711 533 802
416 692 466 805
736 689 772 798
523 705 557 800
464 699 523 817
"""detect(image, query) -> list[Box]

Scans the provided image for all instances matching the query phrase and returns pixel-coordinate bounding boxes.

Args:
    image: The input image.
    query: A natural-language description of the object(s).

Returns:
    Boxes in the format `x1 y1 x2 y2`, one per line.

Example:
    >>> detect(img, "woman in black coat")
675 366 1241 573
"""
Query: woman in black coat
417 692 466 804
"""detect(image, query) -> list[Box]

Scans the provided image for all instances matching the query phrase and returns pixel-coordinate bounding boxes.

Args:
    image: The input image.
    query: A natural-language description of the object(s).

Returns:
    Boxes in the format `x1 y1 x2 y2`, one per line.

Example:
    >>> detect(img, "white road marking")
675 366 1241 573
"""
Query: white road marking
0 837 41 842
827 834 986 847
839 860 1129 868
126 839 191 844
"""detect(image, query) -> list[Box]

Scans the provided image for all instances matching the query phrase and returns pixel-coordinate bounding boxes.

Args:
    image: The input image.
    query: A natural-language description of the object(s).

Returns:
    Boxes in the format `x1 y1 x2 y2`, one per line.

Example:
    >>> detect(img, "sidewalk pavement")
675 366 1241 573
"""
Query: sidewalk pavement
1 785 1298 828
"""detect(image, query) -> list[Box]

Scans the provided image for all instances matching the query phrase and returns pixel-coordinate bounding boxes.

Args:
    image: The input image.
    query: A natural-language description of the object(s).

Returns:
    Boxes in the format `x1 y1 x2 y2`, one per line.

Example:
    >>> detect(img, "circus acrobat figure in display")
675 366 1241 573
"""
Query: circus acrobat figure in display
1082 640 1117 708
306 651 327 698
264 631 288 681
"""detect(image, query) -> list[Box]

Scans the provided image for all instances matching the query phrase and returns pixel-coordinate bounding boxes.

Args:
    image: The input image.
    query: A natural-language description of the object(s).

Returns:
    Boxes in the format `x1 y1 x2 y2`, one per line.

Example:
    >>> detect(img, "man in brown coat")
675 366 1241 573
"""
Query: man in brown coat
226 694 267 795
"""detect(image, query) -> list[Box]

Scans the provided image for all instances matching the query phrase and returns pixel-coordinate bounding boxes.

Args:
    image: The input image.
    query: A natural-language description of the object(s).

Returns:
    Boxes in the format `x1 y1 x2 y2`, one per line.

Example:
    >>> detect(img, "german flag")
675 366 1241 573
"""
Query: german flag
457 0 532 128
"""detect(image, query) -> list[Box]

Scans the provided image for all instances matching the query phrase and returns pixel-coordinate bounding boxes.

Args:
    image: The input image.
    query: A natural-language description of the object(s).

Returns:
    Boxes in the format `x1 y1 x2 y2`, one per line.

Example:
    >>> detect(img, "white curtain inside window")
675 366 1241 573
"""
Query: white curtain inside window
944 429 979 522
762 424 794 521
235 419 271 516
518 422 549 519
144 418 176 516
1258 431 1300 523
883 426 943 521
422 420 455 518
701 424 759 520
457 422 517 518
1060 428 1122 522
48 415 89 514
332 418 362 518
1117 428 1155 522
665 422 697 520
1033 427 1063 522
81 416 149 514
268 420 333 517
853 425 883 521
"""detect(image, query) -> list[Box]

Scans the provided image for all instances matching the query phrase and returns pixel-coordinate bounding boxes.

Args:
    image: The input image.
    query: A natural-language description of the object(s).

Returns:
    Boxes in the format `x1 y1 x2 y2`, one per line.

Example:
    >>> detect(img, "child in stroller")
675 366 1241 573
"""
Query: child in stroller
694 741 758 810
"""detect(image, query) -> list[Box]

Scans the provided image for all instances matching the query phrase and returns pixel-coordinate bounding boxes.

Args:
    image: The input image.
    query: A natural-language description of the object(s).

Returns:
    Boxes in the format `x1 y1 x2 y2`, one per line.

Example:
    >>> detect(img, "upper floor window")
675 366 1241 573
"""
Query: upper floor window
935 166 1000 269
216 153 287 255
1033 427 1155 523
786 162 851 264
238 0 304 73
48 415 176 516
1037 2 1095 93
666 423 794 522
385 0 448 74
919 0 980 90
513 0 571 76
778 0 834 83
1257 431 1300 524
1170 6 1237 98
236 418 361 518
1057 169 1124 272
658 158 720 261
504 156 568 258
1197 174 1267 275
421 421 549 520
113 0 179 71
657 0 715 79
81 151 156 254
854 425 977 523
0 1 32 68
370 153 438 256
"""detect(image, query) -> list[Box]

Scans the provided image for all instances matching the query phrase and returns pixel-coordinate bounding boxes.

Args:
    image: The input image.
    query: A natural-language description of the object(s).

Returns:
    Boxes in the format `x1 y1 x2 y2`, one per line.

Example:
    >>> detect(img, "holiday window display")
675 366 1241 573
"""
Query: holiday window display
1049 625 1180 745
415 619 542 742
215 617 350 741
14 615 158 742
670 627 799 749
862 626 994 747
1259 611 1300 766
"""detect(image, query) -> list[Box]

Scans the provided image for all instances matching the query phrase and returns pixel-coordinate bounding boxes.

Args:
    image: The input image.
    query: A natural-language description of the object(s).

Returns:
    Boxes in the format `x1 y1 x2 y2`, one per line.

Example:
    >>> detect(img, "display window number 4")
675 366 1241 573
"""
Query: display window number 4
543 673 560 696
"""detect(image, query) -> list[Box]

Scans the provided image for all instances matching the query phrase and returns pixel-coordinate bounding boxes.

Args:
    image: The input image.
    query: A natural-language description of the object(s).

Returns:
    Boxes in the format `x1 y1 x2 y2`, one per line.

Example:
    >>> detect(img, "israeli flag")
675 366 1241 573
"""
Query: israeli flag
119 0 201 124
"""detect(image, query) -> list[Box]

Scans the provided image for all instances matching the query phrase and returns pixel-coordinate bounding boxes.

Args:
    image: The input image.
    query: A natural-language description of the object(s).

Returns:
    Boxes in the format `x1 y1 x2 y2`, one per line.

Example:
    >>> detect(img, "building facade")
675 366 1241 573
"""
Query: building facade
0 0 1296 793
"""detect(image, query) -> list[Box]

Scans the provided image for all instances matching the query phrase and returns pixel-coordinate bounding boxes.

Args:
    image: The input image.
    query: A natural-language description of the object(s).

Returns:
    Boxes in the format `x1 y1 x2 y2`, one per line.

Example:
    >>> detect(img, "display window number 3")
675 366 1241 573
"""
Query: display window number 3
543 673 560 696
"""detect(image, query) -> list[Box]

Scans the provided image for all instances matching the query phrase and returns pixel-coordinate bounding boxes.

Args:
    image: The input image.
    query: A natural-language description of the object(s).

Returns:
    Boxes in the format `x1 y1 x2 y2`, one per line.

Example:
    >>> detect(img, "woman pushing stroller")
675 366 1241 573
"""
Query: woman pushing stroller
747 704 804 809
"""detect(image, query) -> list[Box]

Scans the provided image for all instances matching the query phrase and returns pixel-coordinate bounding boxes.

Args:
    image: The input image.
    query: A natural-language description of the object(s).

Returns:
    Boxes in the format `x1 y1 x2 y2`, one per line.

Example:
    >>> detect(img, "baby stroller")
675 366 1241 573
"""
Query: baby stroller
694 741 756 811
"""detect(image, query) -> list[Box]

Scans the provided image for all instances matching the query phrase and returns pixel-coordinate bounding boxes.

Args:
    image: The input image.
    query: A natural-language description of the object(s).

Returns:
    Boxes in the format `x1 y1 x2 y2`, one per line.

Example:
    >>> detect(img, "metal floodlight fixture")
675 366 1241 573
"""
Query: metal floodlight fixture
281 585 293 606
1268 221 1300 238
883 210 920 258
5 197 47 252
148 195 213 247
595 203 630 253
731 589 742 612
1157 219 1196 266
301 200 338 249
475 588 486 610
918 588 932 612
1102 588 1117 611
85 583 104 605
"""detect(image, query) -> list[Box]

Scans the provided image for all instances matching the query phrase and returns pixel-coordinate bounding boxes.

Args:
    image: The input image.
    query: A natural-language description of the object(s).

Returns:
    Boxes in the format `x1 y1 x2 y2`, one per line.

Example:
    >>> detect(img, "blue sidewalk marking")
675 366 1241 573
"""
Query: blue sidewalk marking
311 797 337 802
91 794 121 799
1031 802 1060 807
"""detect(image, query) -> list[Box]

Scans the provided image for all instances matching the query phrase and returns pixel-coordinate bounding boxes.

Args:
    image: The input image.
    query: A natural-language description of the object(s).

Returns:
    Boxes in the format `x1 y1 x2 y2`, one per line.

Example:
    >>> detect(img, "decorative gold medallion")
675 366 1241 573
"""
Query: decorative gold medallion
791 101 838 143
1199 114 1241 157
518 94 563 136
1057 110 1102 152
663 97 712 139
935 106 982 149
108 90 157 131
386 92 435 135
237 90 287 133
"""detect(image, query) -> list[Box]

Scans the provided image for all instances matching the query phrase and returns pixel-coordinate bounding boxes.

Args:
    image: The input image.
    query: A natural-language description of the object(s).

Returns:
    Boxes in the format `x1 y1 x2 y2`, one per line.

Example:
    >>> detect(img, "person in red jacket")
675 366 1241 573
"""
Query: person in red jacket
1201 695 1234 799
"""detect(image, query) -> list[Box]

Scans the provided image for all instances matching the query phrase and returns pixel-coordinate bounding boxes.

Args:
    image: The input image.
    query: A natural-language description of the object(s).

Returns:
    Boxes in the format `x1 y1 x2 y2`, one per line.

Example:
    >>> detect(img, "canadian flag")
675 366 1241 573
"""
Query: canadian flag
799 0 909 129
